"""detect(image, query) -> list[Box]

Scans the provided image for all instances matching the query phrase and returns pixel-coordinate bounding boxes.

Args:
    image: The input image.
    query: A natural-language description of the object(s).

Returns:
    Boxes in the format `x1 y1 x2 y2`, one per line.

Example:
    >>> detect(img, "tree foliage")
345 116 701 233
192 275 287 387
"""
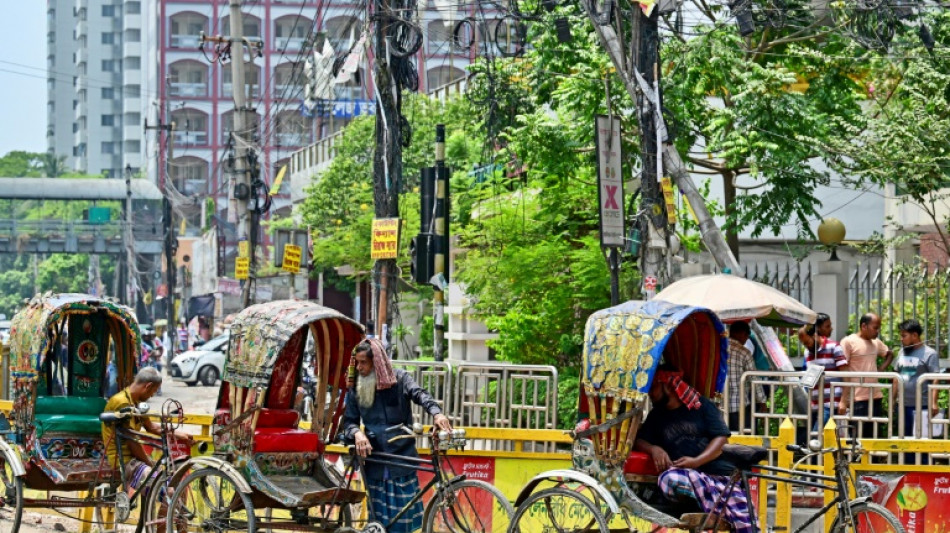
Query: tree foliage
818 10 950 257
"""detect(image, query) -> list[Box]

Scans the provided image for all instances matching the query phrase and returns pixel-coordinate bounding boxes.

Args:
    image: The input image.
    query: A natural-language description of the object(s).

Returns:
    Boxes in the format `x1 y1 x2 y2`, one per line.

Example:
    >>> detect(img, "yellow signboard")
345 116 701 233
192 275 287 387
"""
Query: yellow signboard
235 257 250 280
282 244 302 274
238 240 249 258
371 218 400 260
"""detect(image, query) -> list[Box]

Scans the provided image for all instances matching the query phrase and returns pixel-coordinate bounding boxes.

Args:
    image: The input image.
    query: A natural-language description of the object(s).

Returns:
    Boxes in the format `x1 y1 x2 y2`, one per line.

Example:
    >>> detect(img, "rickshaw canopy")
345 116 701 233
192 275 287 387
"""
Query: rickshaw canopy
8 292 140 375
225 300 364 388
582 300 728 399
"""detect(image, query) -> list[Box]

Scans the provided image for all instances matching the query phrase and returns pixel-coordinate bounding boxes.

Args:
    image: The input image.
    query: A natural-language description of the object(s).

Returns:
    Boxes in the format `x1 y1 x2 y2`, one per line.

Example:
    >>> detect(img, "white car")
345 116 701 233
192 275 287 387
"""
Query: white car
168 333 228 386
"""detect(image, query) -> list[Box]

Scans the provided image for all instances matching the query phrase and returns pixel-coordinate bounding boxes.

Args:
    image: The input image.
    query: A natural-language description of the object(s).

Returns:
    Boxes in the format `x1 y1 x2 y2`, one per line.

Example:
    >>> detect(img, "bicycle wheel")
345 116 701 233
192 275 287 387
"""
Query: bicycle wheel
142 472 170 533
830 501 906 533
508 487 608 533
424 480 513 533
166 469 255 533
0 454 22 533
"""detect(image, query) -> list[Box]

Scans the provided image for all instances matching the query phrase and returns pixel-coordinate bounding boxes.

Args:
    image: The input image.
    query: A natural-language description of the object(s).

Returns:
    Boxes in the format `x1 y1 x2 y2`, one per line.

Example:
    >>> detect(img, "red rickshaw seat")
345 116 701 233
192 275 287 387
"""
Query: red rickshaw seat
623 451 660 476
253 408 324 454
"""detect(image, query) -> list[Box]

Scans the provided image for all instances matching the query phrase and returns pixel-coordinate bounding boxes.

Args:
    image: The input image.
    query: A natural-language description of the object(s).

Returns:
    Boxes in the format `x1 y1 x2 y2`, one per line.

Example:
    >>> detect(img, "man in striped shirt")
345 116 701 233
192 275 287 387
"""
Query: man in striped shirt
800 313 847 432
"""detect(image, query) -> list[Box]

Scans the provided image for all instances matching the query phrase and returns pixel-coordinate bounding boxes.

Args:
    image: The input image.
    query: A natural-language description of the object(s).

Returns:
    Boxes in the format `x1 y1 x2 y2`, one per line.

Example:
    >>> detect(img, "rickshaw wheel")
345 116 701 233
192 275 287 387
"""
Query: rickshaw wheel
141 472 169 533
509 488 609 533
166 468 255 533
424 480 513 533
829 502 904 533
0 456 22 533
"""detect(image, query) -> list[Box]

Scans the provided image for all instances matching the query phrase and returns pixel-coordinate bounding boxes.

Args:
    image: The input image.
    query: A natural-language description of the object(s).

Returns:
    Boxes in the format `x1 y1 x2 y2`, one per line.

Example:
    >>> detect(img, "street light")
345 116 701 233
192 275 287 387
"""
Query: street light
818 217 846 261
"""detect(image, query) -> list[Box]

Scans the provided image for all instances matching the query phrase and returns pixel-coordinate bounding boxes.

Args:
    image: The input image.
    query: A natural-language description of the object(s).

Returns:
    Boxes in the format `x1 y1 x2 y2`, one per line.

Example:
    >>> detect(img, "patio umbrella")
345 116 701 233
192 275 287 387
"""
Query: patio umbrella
654 274 817 328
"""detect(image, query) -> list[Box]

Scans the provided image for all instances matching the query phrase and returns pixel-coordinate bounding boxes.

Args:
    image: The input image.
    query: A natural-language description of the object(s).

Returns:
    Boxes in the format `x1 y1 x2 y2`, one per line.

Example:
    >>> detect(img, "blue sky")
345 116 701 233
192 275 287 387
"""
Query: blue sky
0 3 47 156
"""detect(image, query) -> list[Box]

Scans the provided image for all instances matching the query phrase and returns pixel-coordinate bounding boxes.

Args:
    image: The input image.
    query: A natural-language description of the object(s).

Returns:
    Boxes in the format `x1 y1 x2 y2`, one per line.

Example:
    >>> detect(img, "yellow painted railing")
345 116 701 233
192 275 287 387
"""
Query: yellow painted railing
7 397 950 533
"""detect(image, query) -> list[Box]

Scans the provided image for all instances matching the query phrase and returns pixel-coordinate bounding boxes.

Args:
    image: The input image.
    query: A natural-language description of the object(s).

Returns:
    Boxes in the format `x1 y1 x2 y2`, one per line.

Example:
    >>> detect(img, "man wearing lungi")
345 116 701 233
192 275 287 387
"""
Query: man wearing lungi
102 367 193 493
634 365 754 533
342 339 453 533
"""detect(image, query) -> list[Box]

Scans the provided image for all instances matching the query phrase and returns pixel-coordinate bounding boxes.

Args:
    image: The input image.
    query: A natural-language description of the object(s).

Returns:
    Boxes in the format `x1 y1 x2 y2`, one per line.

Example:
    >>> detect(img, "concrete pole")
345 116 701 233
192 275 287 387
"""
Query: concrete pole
226 0 253 308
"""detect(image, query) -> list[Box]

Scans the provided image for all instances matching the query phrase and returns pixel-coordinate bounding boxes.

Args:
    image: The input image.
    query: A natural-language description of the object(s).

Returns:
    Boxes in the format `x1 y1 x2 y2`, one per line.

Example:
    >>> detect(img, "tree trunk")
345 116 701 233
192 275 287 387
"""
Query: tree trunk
722 171 740 262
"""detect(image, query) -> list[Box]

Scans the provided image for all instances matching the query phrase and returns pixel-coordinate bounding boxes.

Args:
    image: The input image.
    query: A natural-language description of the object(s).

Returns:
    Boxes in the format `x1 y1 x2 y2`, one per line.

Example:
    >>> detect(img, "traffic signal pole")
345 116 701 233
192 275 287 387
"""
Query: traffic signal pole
433 125 447 361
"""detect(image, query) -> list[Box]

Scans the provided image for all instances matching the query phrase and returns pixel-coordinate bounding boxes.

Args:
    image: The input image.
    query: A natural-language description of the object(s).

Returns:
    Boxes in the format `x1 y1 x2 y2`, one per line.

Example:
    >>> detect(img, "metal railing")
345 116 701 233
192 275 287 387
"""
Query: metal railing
392 360 453 427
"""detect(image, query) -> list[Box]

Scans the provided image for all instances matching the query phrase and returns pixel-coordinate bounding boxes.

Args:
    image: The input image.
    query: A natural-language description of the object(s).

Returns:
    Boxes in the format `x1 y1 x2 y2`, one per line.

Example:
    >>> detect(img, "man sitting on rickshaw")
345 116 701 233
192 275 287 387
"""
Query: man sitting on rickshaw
101 367 193 492
634 365 754 533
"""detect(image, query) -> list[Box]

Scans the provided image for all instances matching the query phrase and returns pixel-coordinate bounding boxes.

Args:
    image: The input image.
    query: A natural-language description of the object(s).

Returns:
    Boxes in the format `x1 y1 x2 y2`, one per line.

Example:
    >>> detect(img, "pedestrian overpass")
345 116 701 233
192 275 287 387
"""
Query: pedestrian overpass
0 177 164 255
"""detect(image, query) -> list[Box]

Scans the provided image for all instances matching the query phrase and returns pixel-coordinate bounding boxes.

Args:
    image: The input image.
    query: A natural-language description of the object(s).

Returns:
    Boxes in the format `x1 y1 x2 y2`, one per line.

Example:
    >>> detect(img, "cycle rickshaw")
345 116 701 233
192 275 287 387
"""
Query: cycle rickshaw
165 300 366 533
507 299 736 532
0 293 216 533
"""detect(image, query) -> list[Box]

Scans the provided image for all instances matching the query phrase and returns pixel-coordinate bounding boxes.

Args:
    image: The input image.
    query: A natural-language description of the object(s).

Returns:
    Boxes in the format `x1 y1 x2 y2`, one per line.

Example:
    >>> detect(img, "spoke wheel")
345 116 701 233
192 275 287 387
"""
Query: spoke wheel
509 488 608 533
166 469 255 533
142 472 171 533
0 455 22 533
424 480 513 533
830 501 905 533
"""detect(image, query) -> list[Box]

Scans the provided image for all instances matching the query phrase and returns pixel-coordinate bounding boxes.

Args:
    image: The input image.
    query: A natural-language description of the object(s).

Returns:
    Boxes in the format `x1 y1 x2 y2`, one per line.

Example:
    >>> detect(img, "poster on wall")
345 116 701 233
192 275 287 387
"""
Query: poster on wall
859 471 950 533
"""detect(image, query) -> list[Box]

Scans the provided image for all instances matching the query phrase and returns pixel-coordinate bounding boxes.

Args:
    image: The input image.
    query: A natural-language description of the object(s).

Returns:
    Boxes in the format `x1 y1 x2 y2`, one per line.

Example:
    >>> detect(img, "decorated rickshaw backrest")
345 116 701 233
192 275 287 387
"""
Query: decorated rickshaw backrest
219 300 364 452
7 293 140 433
581 300 727 475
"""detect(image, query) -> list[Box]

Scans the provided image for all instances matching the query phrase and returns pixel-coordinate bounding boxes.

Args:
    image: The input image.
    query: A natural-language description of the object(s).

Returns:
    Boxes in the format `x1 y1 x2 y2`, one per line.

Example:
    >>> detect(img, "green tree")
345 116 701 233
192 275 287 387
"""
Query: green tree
818 11 950 257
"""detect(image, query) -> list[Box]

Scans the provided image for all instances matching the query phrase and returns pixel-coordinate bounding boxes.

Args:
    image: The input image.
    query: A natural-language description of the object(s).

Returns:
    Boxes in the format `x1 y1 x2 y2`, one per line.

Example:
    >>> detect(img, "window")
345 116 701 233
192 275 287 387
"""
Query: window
126 57 141 70
73 122 79 133
102 87 114 99
102 60 115 72
124 84 141 98
101 32 115 44
125 112 141 125
125 140 141 152
101 142 114 154
101 115 115 126
126 2 141 15
126 29 141 42
102 5 115 17
73 76 77 87
72 100 78 110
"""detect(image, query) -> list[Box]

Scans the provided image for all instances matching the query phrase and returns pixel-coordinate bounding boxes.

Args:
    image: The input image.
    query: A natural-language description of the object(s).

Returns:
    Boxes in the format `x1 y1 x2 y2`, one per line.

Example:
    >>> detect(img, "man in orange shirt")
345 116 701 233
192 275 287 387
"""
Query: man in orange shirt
837 313 894 438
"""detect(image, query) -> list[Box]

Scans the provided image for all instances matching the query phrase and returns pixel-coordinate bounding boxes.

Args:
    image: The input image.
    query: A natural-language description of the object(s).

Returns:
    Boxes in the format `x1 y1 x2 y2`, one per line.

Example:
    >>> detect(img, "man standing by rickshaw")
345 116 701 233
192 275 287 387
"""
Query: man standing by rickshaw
342 339 453 533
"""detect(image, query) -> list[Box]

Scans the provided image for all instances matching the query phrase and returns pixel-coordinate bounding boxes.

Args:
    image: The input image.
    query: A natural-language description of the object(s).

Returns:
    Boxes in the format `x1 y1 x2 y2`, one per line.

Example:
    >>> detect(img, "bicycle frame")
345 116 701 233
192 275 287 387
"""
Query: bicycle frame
341 446 463 530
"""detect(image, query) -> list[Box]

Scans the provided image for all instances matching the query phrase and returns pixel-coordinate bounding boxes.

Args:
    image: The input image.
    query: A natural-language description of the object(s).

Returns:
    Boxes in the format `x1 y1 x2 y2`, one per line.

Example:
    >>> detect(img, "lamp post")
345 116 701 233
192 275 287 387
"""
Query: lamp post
818 217 846 261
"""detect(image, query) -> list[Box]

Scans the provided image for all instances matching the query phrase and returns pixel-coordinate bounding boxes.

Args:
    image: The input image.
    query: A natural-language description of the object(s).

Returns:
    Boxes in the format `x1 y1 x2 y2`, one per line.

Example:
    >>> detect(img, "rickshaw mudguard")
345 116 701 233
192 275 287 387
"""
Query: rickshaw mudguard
171 455 253 493
513 469 621 513
0 438 26 477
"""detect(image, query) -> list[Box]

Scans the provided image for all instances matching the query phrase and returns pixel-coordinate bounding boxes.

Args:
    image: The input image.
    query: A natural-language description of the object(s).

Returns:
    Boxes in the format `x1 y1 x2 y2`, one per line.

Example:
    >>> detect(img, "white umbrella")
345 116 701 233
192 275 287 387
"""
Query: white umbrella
654 274 817 327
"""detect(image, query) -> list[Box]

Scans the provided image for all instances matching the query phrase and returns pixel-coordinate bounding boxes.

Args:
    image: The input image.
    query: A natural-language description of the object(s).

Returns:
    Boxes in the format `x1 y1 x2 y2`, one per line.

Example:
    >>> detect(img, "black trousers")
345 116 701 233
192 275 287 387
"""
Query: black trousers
852 398 884 439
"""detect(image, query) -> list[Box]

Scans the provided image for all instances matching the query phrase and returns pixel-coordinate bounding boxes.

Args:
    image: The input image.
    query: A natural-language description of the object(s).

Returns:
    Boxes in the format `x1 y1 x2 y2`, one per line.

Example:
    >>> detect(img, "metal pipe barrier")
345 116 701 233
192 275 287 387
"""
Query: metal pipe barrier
452 361 559 452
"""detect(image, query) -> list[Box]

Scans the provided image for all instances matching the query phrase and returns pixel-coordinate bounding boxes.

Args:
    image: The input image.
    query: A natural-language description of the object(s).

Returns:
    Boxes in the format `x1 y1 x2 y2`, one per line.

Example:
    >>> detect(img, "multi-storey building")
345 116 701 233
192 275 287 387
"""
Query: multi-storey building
47 0 154 178
158 0 473 221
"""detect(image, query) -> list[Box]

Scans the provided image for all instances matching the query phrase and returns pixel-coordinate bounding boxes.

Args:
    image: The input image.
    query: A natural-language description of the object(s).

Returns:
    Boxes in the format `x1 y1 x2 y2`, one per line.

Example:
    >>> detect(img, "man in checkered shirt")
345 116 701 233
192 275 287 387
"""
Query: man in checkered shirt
726 321 767 432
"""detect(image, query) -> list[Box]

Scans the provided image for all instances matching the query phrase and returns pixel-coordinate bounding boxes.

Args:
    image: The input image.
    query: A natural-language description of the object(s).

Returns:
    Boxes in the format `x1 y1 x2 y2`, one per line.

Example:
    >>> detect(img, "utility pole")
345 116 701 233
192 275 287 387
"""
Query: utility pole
433 125 448 361
371 0 402 346
204 0 256 308
146 88 176 362
125 165 136 310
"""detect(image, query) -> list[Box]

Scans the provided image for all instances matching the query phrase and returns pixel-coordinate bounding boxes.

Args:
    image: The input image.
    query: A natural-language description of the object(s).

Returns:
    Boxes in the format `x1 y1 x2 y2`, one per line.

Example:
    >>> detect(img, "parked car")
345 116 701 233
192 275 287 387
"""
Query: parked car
168 332 228 386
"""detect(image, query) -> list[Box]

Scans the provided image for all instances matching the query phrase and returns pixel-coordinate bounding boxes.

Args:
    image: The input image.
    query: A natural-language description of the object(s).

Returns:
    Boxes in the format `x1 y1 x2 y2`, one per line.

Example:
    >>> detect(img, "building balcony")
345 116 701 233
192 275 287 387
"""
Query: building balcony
123 14 142 31
274 83 299 97
124 125 140 140
222 82 260 99
123 41 141 58
275 132 307 147
169 82 208 98
170 34 201 48
76 19 87 38
174 131 208 146
275 37 306 52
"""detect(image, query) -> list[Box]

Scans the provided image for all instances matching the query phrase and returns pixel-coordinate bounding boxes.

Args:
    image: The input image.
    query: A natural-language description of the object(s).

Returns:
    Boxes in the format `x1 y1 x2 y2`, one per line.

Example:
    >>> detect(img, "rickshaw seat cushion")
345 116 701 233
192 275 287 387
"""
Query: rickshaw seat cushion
35 396 108 437
623 451 660 476
256 408 301 428
253 427 323 454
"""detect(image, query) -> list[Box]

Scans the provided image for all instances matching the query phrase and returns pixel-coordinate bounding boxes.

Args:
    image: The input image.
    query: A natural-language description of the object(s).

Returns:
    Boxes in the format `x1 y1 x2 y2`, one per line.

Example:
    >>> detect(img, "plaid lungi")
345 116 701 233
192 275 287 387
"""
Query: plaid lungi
659 468 754 533
125 458 161 492
367 474 423 533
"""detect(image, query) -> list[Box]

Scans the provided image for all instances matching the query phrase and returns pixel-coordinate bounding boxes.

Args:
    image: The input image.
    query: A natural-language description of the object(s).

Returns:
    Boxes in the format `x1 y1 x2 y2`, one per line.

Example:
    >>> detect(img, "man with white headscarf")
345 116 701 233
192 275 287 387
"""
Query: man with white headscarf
341 339 452 533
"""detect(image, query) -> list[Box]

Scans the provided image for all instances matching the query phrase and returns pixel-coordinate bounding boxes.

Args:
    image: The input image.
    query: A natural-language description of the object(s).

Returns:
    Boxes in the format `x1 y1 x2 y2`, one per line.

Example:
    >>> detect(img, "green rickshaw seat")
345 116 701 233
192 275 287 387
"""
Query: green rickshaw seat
35 396 108 437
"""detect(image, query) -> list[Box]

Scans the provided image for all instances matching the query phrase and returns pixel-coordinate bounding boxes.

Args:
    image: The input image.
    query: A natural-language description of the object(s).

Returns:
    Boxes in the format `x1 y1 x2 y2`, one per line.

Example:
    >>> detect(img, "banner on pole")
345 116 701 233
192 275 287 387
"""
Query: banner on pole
282 244 302 273
595 115 625 247
371 218 400 260
235 257 250 280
